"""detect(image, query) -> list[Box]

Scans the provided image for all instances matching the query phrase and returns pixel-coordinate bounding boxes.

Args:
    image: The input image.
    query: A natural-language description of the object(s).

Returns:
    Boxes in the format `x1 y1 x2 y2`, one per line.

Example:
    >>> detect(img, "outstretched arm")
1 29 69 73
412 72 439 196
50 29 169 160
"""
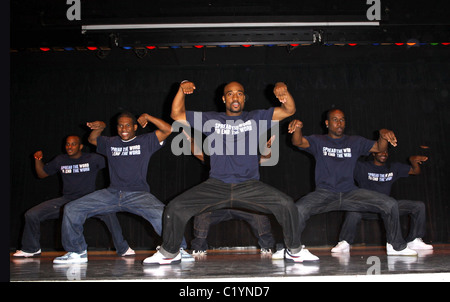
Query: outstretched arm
138 113 173 143
182 129 205 162
171 80 196 122
370 129 398 153
272 82 296 121
288 119 310 148
408 155 428 175
86 121 106 146
34 151 49 179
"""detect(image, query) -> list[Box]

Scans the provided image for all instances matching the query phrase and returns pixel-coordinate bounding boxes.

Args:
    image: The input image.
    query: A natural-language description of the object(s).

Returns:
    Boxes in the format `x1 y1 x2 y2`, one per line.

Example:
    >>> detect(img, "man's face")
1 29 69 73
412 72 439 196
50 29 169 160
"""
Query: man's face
373 151 389 165
65 136 83 157
326 110 346 138
117 116 137 141
222 82 246 115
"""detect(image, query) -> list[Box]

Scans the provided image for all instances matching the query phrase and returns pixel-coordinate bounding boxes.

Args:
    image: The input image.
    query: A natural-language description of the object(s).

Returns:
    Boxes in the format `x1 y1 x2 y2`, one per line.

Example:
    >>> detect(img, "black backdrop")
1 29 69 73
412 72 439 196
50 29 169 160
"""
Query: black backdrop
10 44 450 251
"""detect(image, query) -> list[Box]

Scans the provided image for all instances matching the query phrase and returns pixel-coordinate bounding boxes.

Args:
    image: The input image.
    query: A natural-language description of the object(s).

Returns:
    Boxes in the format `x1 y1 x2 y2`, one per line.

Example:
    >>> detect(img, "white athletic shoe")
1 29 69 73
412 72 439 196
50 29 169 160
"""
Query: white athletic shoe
143 250 181 265
331 240 350 253
271 248 285 260
121 247 136 256
285 246 319 263
13 249 41 258
407 238 433 250
53 251 88 264
180 248 195 262
386 243 418 256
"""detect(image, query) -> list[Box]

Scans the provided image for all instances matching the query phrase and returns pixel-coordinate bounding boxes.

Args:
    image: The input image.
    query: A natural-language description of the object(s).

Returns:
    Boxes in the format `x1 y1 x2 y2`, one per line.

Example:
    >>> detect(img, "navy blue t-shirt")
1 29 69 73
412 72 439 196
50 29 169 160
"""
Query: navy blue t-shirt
43 152 105 200
354 160 411 195
96 132 164 192
300 134 375 192
186 108 275 183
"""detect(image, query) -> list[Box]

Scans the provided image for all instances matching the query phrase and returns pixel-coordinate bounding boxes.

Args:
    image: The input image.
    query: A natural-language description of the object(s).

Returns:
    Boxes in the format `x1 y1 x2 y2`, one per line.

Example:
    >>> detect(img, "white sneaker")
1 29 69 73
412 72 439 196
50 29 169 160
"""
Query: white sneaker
260 248 273 255
407 238 433 250
13 249 41 258
143 250 181 265
386 243 418 256
285 246 319 263
180 248 195 262
192 250 207 255
271 248 285 260
121 247 135 256
331 240 350 253
53 251 88 264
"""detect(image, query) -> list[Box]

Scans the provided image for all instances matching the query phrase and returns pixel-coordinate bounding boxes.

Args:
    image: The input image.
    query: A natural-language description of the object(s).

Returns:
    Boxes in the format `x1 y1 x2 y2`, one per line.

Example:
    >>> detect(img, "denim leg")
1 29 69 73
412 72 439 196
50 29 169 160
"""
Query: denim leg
61 189 120 253
341 189 406 250
95 213 129 255
398 200 427 242
295 189 342 245
162 178 234 256
338 211 379 244
118 191 165 237
21 196 69 252
338 212 363 244
191 209 275 250
191 212 213 251
229 180 300 252
229 210 275 249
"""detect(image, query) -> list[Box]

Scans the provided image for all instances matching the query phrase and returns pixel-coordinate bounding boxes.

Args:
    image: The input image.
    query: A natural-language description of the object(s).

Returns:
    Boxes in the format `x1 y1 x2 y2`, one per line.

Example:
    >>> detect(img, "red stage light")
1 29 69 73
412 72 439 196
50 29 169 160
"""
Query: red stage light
39 47 51 51
145 46 157 50
348 43 357 46
194 45 204 48
395 43 404 46
87 46 98 50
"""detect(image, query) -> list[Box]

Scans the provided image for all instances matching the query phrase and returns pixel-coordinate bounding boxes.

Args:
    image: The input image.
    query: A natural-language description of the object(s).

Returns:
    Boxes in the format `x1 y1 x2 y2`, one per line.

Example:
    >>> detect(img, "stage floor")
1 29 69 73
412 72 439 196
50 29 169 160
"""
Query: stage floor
10 244 450 282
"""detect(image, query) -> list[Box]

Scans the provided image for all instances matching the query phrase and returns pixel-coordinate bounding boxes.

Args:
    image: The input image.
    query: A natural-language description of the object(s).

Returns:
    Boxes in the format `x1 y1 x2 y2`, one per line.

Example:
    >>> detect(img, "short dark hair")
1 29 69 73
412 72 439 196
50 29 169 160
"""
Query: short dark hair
326 108 344 121
117 111 137 125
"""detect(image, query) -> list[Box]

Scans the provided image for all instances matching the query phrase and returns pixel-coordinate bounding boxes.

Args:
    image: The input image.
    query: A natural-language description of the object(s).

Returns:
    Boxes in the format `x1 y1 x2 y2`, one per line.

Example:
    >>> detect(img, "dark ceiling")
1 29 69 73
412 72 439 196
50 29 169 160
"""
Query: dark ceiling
10 0 450 49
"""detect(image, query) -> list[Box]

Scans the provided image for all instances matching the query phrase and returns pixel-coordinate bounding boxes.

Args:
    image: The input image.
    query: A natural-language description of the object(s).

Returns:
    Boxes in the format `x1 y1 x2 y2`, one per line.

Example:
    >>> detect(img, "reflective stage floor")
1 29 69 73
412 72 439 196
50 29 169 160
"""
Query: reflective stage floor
10 244 450 282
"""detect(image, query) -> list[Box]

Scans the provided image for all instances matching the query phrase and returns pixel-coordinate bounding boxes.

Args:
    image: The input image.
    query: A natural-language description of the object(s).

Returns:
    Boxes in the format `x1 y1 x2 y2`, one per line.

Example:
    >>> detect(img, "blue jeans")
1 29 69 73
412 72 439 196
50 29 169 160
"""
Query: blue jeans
191 209 275 250
160 178 301 256
338 199 427 244
20 196 130 255
61 188 188 253
295 188 407 251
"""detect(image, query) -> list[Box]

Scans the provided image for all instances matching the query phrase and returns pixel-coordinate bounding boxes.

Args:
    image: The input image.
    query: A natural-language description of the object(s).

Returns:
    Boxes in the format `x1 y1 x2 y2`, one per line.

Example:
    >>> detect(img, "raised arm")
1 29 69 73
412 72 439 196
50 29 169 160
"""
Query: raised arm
34 150 49 179
288 119 310 148
171 80 196 122
408 155 428 175
370 129 398 153
272 82 296 121
86 121 106 146
138 113 173 143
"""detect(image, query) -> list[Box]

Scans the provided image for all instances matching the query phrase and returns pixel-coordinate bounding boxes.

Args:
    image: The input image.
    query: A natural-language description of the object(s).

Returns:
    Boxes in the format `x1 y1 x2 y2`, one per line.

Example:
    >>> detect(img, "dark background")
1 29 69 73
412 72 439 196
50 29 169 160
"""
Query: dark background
9 1 450 252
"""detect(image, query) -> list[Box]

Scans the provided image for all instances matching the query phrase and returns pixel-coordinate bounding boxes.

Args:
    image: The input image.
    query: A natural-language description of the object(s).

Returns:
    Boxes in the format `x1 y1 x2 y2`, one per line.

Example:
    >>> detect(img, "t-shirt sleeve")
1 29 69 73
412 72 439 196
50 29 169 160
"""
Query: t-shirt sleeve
147 132 165 153
96 136 108 156
393 162 411 179
42 156 61 176
358 136 376 156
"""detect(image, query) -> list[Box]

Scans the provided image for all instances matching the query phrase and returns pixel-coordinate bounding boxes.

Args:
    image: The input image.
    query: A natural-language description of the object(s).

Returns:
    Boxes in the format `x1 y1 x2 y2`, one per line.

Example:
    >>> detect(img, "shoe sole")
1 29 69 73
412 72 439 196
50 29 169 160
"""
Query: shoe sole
53 258 88 264
13 253 41 258
142 258 181 265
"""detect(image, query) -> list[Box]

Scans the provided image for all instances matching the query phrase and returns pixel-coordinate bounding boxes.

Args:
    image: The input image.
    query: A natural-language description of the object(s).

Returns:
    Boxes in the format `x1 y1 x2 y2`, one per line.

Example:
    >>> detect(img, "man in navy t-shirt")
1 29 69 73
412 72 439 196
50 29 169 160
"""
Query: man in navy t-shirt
13 135 132 258
289 109 417 257
53 112 172 264
332 151 432 253
144 80 315 265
